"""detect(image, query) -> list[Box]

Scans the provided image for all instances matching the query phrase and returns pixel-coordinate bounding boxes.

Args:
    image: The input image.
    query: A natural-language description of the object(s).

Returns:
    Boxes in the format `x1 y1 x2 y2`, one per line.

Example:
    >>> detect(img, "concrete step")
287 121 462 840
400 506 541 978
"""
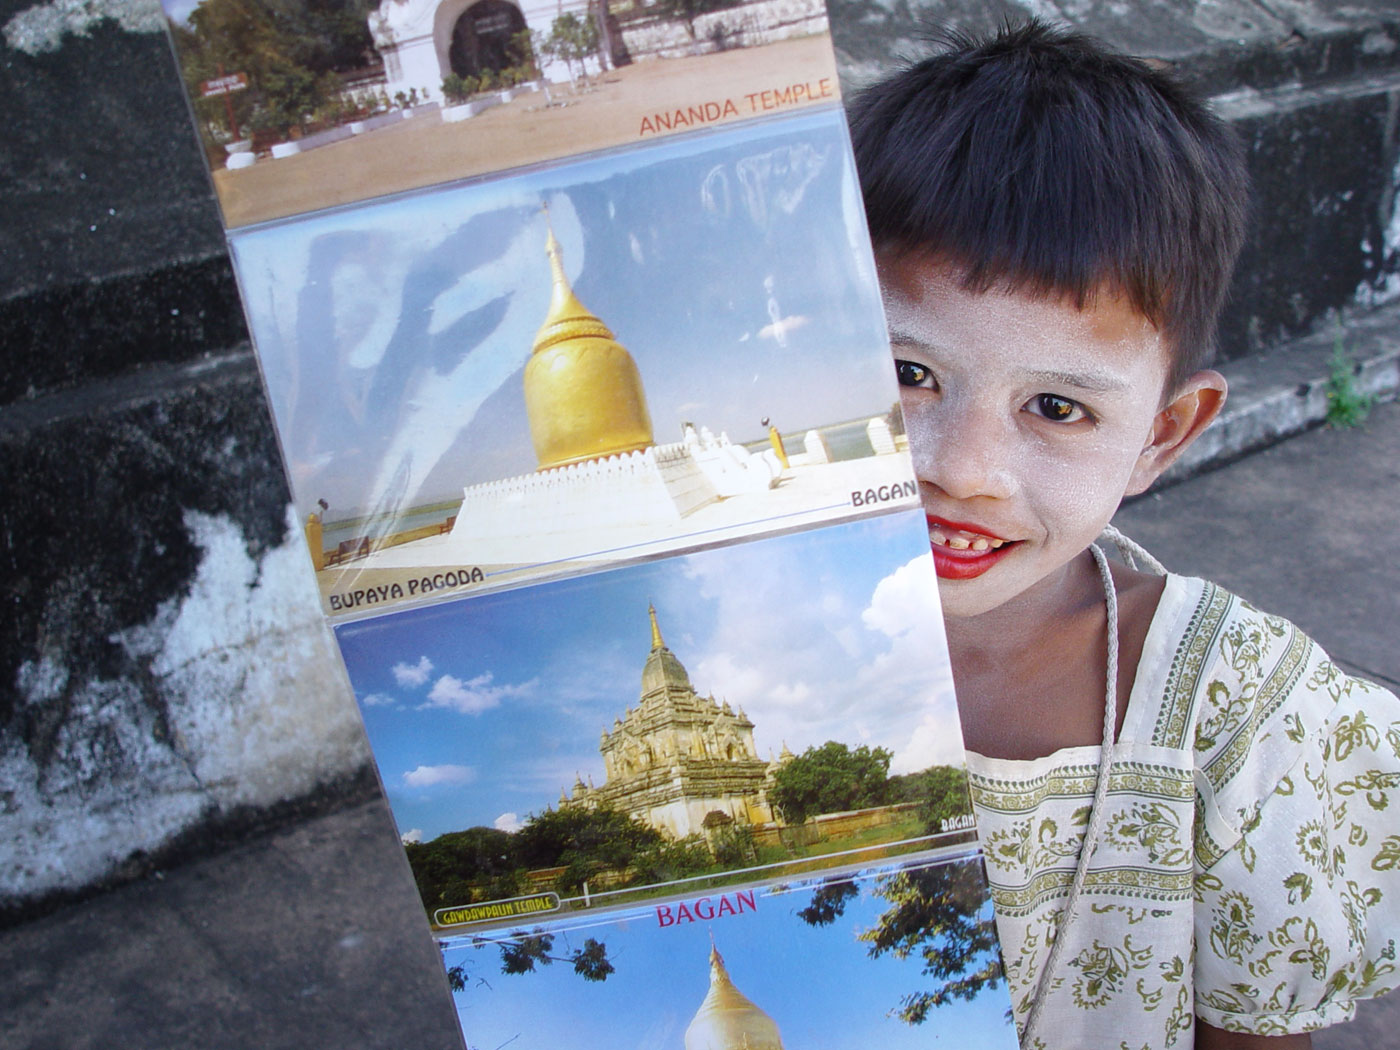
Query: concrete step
1162 298 1400 485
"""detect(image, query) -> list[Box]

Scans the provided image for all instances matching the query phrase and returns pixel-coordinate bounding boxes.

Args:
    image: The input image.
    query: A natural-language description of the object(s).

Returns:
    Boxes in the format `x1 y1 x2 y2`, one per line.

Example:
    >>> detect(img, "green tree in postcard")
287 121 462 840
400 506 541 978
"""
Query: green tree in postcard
770 741 893 824
404 826 522 909
888 764 972 833
541 12 598 83
173 0 377 140
798 863 1003 1024
515 804 662 871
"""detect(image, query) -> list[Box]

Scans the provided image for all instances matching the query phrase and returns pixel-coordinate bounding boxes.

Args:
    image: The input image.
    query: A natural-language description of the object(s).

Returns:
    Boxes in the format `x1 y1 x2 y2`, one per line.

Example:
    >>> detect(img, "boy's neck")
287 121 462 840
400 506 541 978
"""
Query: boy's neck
946 549 1166 761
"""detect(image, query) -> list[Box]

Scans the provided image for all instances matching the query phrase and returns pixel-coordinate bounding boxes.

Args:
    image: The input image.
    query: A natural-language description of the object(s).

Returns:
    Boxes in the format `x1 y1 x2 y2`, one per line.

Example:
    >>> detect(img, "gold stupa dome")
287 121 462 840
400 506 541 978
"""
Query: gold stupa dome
684 944 785 1050
523 222 654 471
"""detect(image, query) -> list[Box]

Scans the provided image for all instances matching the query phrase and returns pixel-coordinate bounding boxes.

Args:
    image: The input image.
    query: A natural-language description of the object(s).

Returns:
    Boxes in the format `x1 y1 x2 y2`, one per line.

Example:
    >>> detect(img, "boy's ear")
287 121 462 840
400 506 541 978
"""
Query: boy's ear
1125 370 1228 496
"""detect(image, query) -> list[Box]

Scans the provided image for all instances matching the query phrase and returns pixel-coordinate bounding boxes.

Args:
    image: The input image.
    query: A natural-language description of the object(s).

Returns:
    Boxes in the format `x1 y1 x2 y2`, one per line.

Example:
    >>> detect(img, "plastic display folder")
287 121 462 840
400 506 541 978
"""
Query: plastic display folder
162 1 1018 1043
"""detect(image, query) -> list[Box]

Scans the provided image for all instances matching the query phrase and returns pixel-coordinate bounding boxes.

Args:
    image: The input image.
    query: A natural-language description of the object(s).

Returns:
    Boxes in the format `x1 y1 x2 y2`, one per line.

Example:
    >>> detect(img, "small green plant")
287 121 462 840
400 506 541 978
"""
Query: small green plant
442 73 475 103
1325 335 1373 428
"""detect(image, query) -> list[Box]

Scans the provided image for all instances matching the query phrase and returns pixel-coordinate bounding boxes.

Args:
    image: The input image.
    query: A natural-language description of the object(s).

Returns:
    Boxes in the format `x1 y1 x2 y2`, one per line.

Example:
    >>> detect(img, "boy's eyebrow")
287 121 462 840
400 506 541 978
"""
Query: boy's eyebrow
1023 368 1132 393
887 331 1134 394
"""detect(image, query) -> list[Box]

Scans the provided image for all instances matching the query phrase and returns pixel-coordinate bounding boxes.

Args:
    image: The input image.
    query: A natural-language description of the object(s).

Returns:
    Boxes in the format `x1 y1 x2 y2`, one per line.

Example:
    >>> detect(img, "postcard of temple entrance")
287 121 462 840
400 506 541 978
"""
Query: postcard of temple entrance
334 515 978 920
436 855 1019 1049
231 110 915 619
163 0 838 226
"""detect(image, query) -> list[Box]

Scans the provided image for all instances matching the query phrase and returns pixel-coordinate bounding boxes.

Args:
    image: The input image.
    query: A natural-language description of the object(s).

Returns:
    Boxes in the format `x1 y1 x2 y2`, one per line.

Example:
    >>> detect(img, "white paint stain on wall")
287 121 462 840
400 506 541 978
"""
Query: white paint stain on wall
1355 150 1400 308
2 506 369 905
4 0 163 56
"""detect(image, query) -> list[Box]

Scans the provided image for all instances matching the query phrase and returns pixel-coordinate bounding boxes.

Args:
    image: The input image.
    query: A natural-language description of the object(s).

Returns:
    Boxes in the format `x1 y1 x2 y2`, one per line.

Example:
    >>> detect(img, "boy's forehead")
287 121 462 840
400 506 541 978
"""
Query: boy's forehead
878 249 1170 382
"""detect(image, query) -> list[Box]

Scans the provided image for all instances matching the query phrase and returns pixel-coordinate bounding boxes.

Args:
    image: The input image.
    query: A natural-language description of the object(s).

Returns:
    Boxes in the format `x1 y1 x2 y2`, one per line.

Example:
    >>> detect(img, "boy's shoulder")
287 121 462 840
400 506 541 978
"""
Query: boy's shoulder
1145 572 1385 750
1140 573 1397 862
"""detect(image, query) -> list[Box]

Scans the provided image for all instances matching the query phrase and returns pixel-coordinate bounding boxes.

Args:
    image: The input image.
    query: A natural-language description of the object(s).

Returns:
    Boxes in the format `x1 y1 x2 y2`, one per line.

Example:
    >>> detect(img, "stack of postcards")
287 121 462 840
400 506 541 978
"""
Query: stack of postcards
163 1 1019 1043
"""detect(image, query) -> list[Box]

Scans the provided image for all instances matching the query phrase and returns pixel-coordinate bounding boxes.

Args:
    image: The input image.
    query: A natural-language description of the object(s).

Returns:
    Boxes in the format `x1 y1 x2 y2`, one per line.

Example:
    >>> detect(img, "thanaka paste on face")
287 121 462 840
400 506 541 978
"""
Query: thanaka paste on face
880 255 1174 620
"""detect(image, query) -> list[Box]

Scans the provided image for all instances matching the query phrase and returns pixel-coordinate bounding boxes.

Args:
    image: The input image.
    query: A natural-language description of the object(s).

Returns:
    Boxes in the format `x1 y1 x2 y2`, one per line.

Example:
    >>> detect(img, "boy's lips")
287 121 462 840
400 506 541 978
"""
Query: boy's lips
926 516 1019 580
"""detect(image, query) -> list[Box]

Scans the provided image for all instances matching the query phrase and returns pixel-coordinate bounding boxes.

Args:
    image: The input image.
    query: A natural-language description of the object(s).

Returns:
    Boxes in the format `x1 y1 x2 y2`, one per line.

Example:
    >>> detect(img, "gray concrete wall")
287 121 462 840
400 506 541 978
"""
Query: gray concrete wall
0 0 372 922
829 0 1400 359
5 0 1400 920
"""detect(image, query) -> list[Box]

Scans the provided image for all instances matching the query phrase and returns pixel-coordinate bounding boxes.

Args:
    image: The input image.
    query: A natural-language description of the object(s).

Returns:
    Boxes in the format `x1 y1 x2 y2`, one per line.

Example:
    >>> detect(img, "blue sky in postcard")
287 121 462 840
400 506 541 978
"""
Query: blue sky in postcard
230 108 891 519
334 513 957 843
442 862 1017 1050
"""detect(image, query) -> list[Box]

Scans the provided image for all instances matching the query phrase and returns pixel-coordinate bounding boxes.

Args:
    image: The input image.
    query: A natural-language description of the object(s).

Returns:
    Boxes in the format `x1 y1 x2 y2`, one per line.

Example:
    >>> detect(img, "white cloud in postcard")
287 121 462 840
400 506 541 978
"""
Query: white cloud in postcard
889 711 963 775
862 553 940 638
403 764 475 787
393 655 434 687
422 671 535 715
758 314 809 344
860 553 961 772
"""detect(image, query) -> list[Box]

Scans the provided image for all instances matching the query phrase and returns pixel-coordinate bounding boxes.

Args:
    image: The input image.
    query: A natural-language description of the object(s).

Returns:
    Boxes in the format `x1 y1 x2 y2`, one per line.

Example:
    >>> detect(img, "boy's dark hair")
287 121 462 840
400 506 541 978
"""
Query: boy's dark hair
850 19 1249 390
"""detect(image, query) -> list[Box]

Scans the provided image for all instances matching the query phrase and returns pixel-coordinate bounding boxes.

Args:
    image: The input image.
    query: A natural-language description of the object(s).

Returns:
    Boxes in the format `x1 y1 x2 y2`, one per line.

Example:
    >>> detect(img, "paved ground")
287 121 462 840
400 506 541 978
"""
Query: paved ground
3 403 1396 1049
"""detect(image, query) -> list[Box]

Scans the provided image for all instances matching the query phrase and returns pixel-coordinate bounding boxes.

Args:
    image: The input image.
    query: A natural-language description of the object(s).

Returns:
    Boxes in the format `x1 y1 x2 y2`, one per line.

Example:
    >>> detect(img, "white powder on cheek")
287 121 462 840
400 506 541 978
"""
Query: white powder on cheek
883 260 1171 618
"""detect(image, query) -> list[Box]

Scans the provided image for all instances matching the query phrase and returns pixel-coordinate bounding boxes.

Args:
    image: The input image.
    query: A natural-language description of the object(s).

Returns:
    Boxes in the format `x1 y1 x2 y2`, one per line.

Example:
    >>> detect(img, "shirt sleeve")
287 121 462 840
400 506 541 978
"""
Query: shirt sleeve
1189 600 1400 1034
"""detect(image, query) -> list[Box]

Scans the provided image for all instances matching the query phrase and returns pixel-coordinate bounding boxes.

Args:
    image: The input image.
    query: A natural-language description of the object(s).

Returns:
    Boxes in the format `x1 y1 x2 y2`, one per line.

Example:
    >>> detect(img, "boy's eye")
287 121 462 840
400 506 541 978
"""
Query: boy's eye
894 359 936 389
1027 393 1088 423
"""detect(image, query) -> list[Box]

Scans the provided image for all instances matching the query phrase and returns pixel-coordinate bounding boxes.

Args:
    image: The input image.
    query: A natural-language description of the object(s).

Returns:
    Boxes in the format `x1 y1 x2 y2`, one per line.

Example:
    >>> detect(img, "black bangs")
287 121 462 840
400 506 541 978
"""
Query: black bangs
850 19 1249 389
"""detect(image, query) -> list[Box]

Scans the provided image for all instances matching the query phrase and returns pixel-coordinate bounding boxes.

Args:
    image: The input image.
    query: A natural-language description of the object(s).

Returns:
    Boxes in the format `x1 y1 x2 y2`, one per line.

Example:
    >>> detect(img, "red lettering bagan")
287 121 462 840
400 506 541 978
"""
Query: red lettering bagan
655 889 757 927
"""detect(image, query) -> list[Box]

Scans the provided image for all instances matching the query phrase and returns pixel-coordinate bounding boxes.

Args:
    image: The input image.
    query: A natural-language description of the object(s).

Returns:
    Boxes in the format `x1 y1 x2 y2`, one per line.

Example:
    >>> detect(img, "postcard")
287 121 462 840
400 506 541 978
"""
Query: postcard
231 108 915 618
439 853 1019 1049
334 512 972 916
163 0 838 225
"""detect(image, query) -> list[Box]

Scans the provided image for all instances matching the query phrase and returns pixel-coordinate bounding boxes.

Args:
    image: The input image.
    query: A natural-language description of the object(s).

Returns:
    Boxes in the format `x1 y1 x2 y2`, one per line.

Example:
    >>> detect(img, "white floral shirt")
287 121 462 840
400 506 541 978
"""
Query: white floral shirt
967 574 1400 1049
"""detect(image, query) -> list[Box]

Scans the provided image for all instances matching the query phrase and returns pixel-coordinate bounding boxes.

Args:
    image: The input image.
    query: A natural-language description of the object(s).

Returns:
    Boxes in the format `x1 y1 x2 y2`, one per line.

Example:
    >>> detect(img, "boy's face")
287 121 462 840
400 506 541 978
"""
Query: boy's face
880 252 1182 620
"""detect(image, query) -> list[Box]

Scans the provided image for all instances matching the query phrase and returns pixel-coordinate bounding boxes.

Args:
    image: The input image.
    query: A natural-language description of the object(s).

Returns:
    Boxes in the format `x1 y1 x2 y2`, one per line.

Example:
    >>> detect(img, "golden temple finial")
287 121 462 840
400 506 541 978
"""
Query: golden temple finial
523 204 655 470
534 203 612 356
649 603 665 650
685 942 785 1050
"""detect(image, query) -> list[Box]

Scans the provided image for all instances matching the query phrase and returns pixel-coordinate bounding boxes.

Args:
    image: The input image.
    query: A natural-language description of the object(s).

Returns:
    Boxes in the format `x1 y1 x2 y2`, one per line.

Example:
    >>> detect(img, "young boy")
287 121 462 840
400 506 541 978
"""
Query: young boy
851 21 1400 1050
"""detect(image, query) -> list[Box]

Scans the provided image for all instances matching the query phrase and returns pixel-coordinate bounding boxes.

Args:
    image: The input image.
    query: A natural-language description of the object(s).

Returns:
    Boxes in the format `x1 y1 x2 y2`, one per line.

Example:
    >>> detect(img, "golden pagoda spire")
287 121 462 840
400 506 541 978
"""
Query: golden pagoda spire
523 206 656 470
534 214 613 354
684 944 785 1050
649 603 665 650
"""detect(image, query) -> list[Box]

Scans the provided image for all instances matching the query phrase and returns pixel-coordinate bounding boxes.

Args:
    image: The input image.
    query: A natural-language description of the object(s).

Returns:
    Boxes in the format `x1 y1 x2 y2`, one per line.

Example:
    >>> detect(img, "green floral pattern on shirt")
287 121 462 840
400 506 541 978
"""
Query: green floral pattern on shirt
967 575 1400 1049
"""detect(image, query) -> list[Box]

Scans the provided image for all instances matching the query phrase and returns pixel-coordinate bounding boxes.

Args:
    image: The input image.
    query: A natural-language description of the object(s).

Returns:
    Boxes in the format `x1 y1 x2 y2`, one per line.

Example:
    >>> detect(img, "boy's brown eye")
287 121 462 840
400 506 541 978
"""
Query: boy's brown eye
1029 393 1086 423
894 359 935 388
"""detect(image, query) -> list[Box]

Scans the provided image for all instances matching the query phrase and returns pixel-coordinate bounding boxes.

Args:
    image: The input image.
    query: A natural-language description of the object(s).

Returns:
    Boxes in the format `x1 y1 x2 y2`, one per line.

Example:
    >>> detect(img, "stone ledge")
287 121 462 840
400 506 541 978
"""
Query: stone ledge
1 358 371 921
0 255 246 409
1156 299 1400 488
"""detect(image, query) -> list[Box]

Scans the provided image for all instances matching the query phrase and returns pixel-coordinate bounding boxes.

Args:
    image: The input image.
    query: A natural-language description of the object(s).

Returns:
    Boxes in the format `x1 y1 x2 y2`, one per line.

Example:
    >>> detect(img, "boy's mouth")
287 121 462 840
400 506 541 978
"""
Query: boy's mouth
926 516 1018 580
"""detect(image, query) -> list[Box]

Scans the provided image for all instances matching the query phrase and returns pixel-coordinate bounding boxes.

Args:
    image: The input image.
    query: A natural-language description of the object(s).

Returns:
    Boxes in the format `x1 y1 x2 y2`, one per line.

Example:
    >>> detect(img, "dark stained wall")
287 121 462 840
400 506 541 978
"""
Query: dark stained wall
5 0 1400 917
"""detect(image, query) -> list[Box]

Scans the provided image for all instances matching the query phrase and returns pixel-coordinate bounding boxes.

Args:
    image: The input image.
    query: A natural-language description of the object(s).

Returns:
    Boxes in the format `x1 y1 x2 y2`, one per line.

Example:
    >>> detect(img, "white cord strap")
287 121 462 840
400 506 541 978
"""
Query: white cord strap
1100 523 1167 576
1020 544 1120 1046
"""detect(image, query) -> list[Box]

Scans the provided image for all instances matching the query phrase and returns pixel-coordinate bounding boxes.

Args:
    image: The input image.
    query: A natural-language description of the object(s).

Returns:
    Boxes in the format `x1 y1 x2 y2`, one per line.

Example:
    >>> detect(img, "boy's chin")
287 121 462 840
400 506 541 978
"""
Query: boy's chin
933 576 1020 621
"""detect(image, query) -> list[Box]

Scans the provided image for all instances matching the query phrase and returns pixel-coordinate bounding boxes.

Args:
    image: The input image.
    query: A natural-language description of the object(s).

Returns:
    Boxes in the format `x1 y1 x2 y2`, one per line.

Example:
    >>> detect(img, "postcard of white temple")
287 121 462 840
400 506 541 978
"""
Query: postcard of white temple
164 0 838 226
231 109 917 619
439 855 1019 1050
334 513 976 918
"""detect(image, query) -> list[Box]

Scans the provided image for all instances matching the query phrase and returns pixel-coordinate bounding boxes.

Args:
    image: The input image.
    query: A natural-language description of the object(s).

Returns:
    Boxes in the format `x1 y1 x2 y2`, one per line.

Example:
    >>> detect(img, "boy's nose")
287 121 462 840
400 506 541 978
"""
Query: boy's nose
902 395 1016 502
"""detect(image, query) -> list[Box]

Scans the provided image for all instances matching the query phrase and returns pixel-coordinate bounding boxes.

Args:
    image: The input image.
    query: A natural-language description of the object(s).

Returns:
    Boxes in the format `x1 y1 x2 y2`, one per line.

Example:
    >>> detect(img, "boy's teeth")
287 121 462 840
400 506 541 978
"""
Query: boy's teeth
929 527 1007 551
